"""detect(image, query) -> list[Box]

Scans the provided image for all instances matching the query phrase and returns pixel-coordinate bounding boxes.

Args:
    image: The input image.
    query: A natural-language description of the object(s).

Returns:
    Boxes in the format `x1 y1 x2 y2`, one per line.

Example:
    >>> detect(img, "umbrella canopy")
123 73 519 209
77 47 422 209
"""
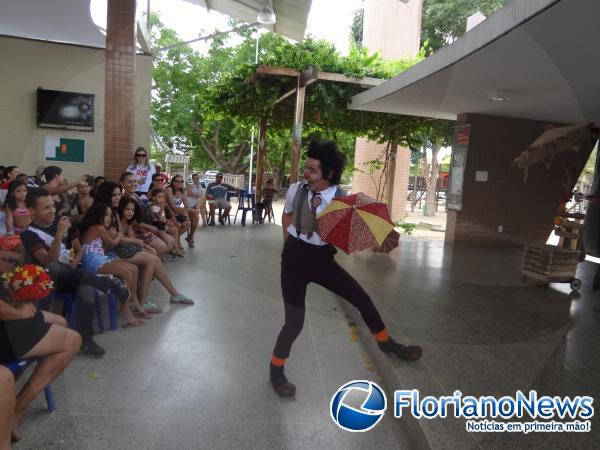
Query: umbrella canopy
513 123 599 182
316 193 395 254
375 229 400 254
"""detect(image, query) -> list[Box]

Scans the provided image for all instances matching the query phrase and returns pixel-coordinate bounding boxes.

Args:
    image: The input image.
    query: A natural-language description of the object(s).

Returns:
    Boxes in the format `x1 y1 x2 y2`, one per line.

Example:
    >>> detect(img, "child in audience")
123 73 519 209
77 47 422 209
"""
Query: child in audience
257 179 279 223
148 188 184 257
117 196 194 308
120 172 174 257
166 175 197 248
4 180 31 235
79 203 147 326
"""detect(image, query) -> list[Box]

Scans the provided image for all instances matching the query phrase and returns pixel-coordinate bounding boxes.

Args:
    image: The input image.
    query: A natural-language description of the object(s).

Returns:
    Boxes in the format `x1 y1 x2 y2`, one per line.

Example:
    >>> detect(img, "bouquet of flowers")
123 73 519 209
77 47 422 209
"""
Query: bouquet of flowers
1 264 54 302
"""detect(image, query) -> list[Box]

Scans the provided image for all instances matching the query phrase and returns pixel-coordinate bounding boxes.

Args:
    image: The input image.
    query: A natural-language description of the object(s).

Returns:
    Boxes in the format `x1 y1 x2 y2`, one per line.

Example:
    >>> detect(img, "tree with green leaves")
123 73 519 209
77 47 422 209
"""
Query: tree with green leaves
350 6 364 50
152 12 427 181
415 120 454 216
421 0 508 54
151 11 455 218
151 13 256 173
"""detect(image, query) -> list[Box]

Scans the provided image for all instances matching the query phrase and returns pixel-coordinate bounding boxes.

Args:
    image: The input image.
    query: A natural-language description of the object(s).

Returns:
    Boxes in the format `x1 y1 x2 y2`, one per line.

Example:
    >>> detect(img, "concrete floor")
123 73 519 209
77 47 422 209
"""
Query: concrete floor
14 216 600 449
16 223 410 450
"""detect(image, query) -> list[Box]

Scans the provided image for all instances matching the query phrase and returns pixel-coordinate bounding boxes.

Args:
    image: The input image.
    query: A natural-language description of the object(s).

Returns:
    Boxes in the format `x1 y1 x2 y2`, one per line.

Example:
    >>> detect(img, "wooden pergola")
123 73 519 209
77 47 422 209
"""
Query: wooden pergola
249 65 384 203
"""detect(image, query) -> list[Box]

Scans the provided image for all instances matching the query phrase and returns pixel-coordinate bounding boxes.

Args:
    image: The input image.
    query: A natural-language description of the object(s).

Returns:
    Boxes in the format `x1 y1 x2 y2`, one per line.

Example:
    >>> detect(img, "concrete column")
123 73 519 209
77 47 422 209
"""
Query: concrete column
104 0 136 181
352 0 423 221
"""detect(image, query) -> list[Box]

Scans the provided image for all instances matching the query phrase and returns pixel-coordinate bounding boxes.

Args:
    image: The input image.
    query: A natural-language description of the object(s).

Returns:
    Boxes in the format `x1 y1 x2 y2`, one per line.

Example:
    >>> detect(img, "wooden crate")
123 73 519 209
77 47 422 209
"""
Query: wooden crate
522 244 579 281
556 218 583 250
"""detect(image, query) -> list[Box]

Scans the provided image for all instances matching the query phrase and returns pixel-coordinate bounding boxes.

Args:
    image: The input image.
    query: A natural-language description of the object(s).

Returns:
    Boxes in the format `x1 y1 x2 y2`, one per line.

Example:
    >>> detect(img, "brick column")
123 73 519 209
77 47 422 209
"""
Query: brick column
445 114 593 246
353 0 422 221
104 0 136 181
352 138 410 221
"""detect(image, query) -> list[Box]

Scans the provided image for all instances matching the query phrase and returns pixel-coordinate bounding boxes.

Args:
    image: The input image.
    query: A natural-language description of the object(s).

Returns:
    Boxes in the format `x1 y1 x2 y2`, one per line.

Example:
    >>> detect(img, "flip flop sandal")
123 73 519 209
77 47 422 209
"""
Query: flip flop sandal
170 294 194 305
142 302 163 314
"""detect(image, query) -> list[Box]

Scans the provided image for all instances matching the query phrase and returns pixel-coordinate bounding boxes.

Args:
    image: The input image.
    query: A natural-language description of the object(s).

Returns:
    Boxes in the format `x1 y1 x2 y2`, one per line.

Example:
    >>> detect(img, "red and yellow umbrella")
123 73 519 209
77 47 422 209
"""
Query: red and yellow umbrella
316 193 397 254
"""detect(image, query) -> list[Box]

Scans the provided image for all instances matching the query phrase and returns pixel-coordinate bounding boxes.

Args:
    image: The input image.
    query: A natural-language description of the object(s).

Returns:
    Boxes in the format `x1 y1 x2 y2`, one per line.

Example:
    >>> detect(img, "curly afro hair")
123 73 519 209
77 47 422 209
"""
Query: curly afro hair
305 140 346 185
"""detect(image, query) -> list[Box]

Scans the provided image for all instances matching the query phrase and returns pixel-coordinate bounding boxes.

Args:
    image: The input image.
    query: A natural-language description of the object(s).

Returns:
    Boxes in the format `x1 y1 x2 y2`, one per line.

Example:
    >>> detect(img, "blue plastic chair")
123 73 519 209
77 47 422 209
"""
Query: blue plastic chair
58 290 118 333
4 359 55 412
234 191 258 226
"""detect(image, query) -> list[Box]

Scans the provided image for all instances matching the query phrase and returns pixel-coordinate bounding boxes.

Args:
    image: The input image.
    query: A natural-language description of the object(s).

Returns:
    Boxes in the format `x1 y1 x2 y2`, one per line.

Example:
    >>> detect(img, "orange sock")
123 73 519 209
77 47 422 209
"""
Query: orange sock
373 328 389 343
271 355 286 367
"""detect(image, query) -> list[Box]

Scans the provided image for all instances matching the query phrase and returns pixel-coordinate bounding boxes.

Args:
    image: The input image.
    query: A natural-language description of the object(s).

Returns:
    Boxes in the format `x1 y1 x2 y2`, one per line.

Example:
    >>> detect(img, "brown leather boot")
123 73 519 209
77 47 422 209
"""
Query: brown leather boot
270 364 296 397
378 338 422 361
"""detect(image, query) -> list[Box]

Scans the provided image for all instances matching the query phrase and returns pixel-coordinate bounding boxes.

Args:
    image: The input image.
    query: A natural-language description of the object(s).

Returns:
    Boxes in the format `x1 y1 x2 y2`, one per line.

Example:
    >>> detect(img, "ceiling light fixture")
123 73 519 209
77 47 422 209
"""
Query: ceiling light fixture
488 90 511 102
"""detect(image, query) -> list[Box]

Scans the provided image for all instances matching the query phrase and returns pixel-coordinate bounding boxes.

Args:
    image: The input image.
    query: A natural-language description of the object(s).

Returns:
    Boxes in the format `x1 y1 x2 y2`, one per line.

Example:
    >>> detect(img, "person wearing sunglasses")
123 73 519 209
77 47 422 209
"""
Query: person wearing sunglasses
126 147 156 196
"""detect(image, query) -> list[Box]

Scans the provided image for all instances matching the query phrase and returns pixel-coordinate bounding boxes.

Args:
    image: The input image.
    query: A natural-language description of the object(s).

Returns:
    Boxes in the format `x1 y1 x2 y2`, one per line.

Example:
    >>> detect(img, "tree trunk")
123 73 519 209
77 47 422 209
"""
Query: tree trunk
386 140 398 218
410 152 423 212
193 122 250 174
255 118 268 202
273 156 287 190
424 142 441 217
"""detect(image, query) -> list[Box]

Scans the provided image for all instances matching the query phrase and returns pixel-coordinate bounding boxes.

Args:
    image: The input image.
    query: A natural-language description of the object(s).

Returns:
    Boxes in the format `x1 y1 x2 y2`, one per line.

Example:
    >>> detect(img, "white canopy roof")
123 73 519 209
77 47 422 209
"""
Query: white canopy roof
184 0 312 42
350 0 600 125
0 0 312 49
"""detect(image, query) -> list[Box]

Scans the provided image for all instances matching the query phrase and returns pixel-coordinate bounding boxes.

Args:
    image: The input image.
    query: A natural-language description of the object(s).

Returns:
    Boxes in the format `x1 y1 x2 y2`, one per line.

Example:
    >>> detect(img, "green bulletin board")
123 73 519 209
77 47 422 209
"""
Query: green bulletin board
44 137 85 164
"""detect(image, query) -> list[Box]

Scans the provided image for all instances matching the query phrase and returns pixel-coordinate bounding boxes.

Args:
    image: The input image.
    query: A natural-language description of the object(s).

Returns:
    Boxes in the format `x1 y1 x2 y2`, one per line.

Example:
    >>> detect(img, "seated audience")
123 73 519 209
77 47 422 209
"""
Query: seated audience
154 164 169 184
0 365 15 449
146 188 180 257
90 176 105 199
148 173 166 192
0 285 80 443
0 166 20 205
40 166 85 217
71 175 95 217
79 203 146 326
166 175 197 248
0 250 23 267
117 197 194 307
119 173 173 257
4 180 31 235
0 166 20 189
95 183 190 308
257 179 278 223
27 165 45 188
206 173 239 226
20 188 130 357
186 173 207 228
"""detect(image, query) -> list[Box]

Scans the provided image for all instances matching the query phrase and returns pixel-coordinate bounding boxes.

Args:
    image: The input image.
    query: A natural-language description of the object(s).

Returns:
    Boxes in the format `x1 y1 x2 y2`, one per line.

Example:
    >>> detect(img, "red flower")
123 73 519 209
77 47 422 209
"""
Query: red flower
2 264 54 302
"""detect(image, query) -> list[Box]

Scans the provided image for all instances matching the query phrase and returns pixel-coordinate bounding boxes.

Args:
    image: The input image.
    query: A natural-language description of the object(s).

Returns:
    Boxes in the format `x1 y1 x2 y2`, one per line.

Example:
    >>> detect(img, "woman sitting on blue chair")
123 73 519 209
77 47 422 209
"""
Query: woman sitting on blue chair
0 282 81 443
0 365 15 449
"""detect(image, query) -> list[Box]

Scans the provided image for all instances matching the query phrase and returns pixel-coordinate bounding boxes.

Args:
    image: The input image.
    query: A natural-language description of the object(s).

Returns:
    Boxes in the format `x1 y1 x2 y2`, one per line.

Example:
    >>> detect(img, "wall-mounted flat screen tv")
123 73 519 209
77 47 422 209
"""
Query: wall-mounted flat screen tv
37 88 94 131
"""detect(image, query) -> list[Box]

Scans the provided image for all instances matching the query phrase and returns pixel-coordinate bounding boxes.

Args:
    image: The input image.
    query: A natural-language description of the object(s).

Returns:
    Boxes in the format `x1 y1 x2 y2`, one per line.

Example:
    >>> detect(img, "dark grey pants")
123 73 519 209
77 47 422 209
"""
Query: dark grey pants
273 237 386 360
47 262 99 343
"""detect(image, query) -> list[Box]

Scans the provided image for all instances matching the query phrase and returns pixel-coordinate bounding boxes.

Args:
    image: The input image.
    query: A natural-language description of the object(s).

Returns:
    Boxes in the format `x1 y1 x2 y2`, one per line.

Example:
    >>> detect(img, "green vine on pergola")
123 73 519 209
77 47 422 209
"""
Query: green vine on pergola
150 13 455 206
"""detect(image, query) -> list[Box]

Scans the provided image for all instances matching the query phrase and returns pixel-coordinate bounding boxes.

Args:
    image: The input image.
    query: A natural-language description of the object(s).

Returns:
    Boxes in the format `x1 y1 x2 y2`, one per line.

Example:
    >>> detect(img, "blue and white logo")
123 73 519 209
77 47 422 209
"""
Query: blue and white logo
330 380 387 432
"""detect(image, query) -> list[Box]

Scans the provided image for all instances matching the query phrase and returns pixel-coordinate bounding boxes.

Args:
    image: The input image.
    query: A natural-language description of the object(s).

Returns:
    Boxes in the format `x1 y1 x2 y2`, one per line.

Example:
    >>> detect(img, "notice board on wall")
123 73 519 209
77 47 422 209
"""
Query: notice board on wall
447 124 470 211
44 137 85 164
